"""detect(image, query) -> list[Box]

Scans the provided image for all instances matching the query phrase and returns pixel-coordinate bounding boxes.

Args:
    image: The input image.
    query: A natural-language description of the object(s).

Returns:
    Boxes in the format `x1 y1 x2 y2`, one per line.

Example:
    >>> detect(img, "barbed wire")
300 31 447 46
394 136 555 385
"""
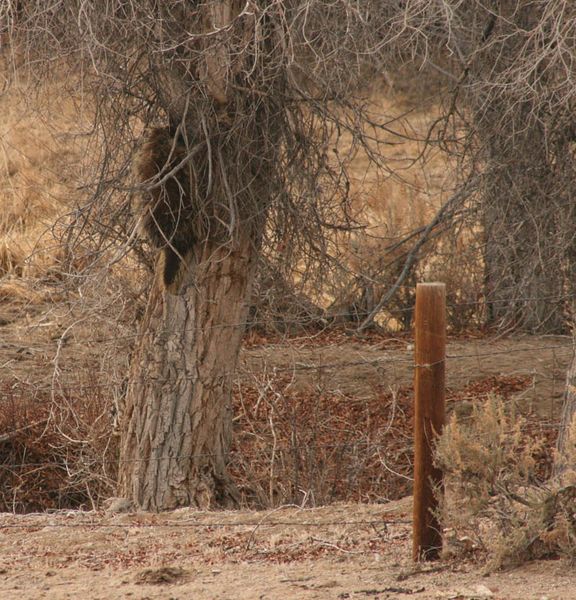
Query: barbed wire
0 517 411 530
0 340 572 396
1 356 408 395
0 440 409 469
3 290 575 352
1 292 572 498
0 416 561 472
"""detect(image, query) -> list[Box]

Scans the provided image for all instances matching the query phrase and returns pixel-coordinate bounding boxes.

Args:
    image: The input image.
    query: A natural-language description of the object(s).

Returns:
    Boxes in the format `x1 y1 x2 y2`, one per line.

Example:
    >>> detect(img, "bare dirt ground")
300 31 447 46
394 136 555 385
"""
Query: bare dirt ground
1 497 575 600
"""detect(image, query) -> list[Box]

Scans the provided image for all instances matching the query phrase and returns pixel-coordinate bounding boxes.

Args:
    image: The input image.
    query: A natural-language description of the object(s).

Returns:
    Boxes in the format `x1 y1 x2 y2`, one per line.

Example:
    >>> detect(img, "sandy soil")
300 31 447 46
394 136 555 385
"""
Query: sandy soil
1 497 574 600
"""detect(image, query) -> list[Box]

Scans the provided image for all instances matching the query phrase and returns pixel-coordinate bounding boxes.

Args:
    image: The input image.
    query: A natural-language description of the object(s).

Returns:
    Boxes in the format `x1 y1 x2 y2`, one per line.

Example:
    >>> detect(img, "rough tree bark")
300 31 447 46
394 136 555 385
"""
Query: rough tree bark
555 345 576 478
118 234 259 510
481 108 566 333
116 0 270 511
482 166 565 334
473 5 571 334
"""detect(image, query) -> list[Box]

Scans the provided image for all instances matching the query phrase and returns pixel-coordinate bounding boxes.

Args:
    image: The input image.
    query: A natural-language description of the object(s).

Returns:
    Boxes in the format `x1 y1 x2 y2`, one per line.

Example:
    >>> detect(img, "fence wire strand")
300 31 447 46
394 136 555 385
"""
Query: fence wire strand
0 517 412 530
0 341 572 395
0 291 573 515
4 291 576 352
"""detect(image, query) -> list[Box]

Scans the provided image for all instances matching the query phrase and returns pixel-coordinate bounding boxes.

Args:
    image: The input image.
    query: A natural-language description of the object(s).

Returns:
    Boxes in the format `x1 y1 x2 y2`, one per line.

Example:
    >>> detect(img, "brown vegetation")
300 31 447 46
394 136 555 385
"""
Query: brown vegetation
436 396 576 568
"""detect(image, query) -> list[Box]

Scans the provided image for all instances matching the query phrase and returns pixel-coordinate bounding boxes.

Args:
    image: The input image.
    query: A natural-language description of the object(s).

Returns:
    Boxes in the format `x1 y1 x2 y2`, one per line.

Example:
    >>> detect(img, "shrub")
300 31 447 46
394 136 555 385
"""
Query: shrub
436 395 576 569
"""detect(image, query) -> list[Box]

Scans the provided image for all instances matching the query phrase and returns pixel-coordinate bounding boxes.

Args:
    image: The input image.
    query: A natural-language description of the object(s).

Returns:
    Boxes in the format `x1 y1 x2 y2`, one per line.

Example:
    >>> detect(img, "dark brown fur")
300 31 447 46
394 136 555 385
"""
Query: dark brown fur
134 127 196 289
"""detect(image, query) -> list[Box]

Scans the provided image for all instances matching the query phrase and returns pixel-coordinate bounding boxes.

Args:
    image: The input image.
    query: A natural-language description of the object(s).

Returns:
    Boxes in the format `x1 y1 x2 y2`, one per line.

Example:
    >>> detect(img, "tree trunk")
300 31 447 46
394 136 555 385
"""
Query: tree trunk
480 102 567 334
472 6 572 334
554 343 576 478
118 234 258 511
483 186 565 333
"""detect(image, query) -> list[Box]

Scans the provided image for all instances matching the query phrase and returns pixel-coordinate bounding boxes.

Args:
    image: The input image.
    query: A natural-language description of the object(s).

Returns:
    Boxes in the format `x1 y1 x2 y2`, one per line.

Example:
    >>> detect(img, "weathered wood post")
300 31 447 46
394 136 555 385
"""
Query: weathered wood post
412 282 446 561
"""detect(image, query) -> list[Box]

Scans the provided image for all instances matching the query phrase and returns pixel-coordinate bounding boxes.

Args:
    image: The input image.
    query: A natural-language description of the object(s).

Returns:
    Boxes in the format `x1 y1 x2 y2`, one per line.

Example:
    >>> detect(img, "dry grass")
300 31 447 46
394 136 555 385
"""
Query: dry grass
436 395 576 569
0 69 481 337
0 78 87 280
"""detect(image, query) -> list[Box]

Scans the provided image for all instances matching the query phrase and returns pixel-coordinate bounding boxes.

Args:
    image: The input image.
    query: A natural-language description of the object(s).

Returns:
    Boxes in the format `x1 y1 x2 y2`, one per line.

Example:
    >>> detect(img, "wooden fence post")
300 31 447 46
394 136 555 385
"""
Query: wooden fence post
413 282 446 561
